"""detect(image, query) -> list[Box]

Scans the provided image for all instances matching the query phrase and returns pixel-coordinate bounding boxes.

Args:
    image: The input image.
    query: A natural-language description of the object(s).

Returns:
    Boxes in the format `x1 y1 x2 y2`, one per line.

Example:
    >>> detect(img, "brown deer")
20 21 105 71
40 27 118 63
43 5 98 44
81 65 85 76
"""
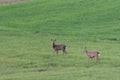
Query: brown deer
83 47 100 62
51 39 66 55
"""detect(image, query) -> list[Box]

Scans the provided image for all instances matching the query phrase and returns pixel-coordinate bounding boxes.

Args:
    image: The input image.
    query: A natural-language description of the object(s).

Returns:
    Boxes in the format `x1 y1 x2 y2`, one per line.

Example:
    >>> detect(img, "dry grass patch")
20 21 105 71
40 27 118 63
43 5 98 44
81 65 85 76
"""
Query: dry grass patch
0 0 31 5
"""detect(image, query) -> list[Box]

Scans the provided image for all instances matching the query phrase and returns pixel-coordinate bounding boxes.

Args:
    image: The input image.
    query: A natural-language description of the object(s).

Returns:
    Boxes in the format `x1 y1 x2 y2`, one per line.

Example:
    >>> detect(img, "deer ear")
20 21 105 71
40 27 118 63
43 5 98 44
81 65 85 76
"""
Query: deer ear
51 39 56 42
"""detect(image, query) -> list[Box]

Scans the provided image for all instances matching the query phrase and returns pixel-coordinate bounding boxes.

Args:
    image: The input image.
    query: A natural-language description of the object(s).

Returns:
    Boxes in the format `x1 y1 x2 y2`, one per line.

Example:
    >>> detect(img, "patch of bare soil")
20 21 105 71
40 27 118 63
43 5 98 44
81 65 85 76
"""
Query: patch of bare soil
0 0 30 5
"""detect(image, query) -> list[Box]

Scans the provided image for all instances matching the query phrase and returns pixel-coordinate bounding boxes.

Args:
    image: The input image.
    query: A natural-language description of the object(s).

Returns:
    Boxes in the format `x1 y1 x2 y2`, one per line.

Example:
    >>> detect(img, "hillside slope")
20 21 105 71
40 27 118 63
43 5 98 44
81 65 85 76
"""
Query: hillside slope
0 0 120 80
0 0 120 40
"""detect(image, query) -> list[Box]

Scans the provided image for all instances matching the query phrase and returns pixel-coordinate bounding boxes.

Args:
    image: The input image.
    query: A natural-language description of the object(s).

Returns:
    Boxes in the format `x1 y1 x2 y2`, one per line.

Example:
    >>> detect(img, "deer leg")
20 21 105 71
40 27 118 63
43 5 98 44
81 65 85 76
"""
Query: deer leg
87 56 91 62
96 55 99 62
63 51 67 56
53 49 56 54
63 49 67 55
53 49 58 55
55 50 58 55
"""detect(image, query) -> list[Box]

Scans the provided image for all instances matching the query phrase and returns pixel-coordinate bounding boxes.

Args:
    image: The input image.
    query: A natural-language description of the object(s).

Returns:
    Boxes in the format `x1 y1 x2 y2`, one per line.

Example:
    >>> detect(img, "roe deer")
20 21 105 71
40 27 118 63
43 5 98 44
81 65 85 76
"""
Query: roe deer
83 47 100 62
51 39 66 55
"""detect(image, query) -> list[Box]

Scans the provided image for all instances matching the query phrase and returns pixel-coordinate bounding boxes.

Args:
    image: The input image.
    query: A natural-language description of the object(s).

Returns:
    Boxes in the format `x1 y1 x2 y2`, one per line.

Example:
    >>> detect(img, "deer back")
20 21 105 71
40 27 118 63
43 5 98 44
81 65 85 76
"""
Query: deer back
53 44 66 50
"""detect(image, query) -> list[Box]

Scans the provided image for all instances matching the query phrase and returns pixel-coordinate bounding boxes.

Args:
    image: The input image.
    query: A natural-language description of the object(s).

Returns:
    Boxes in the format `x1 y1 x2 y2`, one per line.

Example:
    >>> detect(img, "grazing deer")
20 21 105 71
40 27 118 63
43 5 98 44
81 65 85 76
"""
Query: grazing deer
51 39 66 55
83 47 100 62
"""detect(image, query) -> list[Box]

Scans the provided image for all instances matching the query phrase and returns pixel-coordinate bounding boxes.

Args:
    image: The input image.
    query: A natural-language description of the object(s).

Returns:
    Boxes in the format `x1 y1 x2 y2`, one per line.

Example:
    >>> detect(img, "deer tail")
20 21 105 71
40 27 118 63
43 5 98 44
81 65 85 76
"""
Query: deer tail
98 52 100 57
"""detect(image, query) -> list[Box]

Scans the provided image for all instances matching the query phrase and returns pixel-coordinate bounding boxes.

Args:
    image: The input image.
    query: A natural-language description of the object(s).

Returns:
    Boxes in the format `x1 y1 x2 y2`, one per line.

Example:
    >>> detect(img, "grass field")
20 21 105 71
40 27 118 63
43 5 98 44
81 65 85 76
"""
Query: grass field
0 0 120 80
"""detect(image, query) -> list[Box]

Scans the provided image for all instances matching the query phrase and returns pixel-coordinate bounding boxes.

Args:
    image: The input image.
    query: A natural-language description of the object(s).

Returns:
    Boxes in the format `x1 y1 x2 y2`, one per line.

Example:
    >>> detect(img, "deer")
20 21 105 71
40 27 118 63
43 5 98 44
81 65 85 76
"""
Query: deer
51 39 67 55
83 47 100 62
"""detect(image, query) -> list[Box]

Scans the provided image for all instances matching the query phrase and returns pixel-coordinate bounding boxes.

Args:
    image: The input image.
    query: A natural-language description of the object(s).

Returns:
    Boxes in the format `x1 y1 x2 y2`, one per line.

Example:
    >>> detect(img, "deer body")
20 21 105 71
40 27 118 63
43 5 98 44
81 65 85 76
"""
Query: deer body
83 48 100 62
51 39 66 55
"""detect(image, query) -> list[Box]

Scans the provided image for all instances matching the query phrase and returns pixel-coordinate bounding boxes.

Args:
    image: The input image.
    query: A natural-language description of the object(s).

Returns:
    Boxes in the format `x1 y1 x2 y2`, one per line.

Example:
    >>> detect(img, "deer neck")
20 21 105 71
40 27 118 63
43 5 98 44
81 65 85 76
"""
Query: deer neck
84 49 88 54
52 42 56 48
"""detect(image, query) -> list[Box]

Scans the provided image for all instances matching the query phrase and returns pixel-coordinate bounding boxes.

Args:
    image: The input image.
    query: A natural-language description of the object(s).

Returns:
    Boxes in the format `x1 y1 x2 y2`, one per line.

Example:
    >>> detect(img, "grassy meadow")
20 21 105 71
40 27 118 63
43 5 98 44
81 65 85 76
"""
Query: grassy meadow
0 0 120 80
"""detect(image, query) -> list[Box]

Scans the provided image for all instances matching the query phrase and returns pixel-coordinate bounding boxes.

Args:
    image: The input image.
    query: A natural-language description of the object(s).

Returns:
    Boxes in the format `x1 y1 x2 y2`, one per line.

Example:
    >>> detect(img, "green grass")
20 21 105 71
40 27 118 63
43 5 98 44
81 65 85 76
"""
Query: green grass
0 0 120 80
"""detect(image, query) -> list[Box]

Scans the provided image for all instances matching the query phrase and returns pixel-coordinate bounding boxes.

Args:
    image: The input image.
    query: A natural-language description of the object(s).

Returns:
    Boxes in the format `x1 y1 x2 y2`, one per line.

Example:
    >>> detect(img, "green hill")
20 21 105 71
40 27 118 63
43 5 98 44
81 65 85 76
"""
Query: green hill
0 0 120 80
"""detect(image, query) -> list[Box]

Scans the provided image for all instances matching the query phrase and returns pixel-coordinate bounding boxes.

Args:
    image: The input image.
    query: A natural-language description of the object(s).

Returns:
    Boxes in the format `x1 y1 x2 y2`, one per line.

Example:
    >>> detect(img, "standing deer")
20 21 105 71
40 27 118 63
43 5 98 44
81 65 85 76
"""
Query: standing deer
51 39 66 55
83 47 100 62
